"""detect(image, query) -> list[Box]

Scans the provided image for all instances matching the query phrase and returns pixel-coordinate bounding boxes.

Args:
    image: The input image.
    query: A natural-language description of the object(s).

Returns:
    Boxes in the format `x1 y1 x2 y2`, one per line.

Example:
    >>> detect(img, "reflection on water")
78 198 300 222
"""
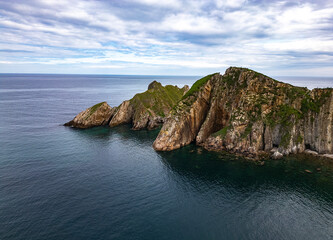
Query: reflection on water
1 73 333 240
160 144 333 201
69 124 161 144
70 125 333 240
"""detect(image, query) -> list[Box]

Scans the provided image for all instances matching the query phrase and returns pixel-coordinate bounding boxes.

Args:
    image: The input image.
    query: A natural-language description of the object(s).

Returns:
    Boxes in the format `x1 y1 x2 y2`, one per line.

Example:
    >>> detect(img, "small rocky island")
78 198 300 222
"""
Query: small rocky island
65 67 333 159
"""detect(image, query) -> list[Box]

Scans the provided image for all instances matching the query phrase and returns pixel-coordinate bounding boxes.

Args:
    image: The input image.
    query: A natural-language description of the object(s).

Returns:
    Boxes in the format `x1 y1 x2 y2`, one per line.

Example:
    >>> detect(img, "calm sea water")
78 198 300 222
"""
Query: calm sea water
1 74 333 240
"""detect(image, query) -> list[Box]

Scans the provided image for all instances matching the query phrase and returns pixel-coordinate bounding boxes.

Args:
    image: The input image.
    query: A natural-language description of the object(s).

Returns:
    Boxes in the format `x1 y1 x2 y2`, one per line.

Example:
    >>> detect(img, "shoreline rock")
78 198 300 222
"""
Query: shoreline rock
153 67 333 158
64 67 333 160
64 102 114 128
304 149 319 156
272 151 283 160
65 81 189 130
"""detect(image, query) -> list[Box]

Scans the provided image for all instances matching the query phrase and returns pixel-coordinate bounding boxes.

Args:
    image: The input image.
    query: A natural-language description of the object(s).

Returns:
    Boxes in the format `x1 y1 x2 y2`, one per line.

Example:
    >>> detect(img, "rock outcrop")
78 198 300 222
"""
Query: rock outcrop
64 102 115 128
64 68 333 159
65 81 189 130
109 81 188 130
153 67 333 158
153 74 215 150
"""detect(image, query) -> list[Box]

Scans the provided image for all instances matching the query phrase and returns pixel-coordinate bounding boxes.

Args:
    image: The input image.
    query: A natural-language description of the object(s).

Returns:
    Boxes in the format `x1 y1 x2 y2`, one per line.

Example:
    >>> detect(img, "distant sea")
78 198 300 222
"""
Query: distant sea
1 74 333 240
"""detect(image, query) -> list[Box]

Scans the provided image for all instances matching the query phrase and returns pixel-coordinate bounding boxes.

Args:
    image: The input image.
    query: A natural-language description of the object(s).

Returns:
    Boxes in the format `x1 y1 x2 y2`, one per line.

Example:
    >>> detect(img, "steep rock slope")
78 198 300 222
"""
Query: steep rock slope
65 81 188 130
64 102 115 128
153 67 333 157
109 81 188 130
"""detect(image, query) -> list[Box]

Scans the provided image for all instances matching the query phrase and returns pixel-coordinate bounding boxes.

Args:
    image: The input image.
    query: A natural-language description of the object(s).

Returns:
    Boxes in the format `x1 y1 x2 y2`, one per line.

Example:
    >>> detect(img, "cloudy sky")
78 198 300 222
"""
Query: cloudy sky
0 0 333 76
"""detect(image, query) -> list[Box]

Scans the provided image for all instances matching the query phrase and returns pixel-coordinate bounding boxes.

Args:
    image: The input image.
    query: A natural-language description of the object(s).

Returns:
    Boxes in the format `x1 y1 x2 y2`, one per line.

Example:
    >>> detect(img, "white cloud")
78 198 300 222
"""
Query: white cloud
159 13 224 34
215 0 247 8
87 65 125 69
0 0 332 76
130 0 182 8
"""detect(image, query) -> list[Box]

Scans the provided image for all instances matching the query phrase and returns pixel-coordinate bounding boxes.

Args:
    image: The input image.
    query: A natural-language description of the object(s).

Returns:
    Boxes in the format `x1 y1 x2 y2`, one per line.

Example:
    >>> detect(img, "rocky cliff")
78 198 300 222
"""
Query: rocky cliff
65 81 188 130
64 101 115 128
109 81 188 130
153 67 333 158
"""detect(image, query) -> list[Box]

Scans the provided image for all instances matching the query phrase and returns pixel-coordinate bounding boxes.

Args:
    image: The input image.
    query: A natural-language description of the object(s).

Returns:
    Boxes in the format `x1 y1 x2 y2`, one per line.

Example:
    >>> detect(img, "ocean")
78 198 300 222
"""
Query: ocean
1 73 333 240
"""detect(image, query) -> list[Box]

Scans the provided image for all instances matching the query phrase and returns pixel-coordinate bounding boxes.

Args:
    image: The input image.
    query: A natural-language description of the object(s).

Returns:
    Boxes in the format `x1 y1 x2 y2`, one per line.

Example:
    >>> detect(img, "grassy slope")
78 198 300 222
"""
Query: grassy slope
84 101 105 120
130 83 185 117
182 73 217 99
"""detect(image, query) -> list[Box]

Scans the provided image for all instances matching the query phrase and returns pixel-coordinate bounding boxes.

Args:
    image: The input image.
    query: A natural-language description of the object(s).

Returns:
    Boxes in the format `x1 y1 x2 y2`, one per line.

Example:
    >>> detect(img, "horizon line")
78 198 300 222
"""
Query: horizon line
0 72 333 78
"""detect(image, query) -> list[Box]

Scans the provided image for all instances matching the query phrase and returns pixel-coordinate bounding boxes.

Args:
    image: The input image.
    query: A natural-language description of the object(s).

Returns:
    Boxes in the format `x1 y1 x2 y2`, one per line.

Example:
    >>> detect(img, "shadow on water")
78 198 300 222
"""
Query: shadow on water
66 126 113 140
157 144 333 203
65 124 161 143
109 124 161 143
67 124 333 202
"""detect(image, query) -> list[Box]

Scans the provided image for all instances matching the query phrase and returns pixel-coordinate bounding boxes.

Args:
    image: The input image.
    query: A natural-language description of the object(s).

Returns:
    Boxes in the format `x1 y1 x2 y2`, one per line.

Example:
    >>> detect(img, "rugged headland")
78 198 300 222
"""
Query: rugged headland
65 81 189 130
65 67 333 159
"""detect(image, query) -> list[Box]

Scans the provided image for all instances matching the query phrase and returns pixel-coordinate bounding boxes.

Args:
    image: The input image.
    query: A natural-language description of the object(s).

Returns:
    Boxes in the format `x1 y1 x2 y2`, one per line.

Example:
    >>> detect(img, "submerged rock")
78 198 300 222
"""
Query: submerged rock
64 102 114 128
153 67 333 157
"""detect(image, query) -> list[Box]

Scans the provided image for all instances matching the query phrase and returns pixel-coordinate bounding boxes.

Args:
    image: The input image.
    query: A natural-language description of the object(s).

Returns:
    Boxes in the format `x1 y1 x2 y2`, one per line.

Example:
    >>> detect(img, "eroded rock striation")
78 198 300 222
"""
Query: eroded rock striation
64 101 115 128
153 67 333 158
64 68 333 159
109 81 188 130
65 81 189 130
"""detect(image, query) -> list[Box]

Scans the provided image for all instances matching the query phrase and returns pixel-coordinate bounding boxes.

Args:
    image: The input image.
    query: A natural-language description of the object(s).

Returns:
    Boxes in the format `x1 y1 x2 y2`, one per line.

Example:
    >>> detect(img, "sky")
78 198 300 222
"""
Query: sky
0 0 333 76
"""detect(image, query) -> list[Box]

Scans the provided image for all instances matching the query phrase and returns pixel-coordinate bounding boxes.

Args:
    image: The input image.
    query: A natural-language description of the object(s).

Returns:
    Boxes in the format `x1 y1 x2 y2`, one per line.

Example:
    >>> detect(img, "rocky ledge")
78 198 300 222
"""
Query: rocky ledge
153 67 333 159
64 81 189 130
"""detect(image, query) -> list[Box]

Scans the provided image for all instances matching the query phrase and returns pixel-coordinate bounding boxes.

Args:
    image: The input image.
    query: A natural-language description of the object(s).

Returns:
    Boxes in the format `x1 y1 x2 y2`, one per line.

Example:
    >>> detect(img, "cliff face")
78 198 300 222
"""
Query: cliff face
153 74 215 150
65 81 188 130
153 67 333 157
64 102 115 128
109 81 188 130
64 68 332 158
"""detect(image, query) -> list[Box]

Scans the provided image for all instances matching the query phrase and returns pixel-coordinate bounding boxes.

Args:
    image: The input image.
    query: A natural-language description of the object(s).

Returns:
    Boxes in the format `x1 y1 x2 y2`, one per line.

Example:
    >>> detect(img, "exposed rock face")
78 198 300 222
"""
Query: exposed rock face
64 102 114 128
153 74 215 150
65 81 189 130
153 67 333 157
109 81 188 130
109 100 133 127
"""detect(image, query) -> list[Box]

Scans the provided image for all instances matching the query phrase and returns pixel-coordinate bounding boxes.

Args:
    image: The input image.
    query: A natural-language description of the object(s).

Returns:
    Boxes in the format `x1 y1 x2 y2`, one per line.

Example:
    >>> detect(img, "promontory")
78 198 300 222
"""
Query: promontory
65 67 333 159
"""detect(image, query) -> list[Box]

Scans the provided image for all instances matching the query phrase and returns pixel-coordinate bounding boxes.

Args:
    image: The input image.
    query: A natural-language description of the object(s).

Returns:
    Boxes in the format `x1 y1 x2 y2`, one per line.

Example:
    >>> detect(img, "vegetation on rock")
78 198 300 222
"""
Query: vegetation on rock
64 101 114 128
154 67 333 159
86 102 105 119
65 66 333 159
65 81 188 130
182 73 216 99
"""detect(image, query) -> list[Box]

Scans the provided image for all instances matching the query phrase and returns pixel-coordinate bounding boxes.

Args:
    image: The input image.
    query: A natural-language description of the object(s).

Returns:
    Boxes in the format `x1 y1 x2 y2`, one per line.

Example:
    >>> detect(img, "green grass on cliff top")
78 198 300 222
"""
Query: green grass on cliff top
182 73 218 99
130 83 185 116
85 101 105 120
89 102 105 113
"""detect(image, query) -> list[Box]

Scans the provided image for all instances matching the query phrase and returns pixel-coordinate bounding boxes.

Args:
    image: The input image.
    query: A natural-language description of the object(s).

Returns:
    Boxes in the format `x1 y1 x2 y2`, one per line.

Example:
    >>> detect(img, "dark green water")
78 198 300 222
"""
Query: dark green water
1 74 333 240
